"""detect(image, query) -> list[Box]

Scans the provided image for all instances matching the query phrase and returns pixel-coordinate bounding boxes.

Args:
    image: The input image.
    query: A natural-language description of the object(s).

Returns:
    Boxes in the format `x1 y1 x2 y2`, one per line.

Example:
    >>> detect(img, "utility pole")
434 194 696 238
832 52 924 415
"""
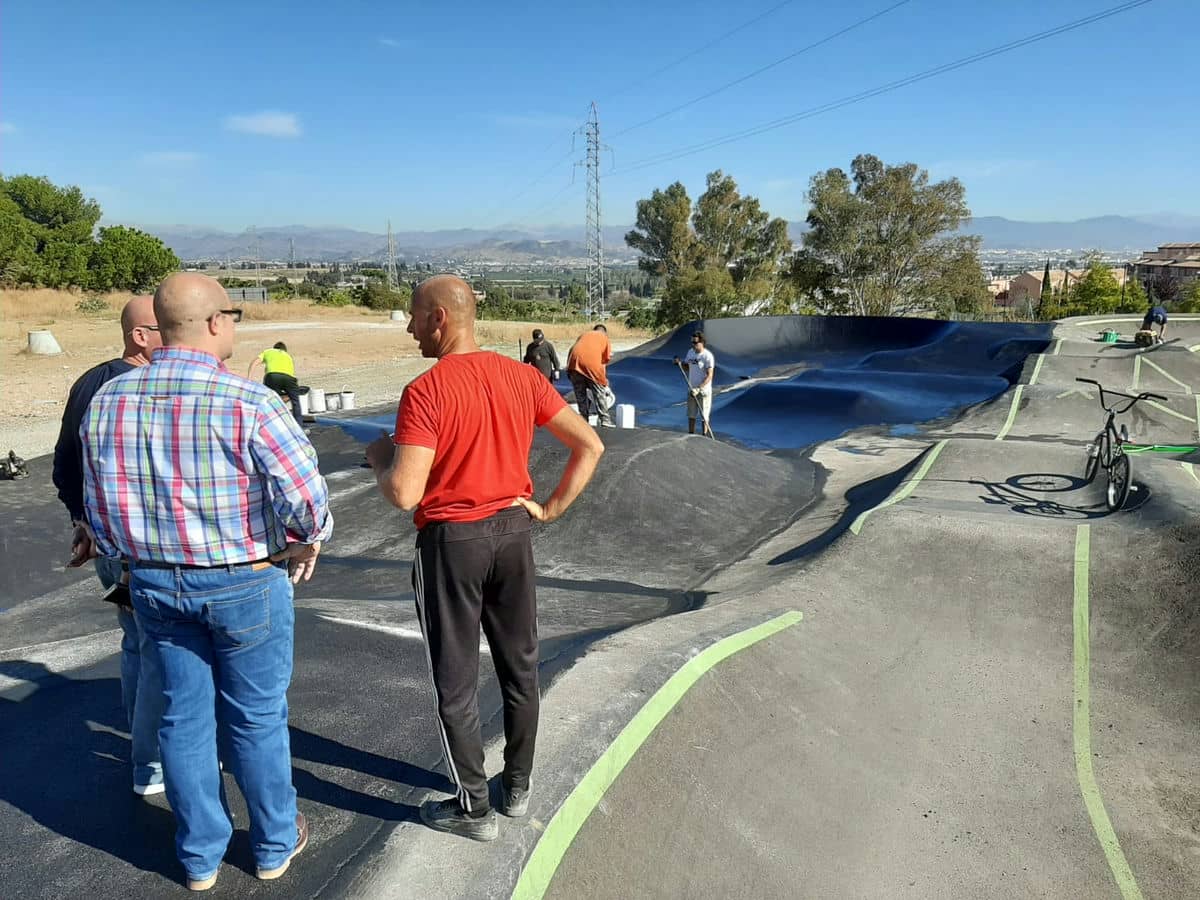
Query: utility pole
581 102 607 321
386 219 399 290
289 237 297 298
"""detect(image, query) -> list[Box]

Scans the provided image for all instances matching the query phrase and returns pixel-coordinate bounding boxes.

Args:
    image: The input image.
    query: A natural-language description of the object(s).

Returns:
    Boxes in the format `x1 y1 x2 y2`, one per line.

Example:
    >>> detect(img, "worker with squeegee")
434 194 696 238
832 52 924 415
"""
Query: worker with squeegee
674 330 716 438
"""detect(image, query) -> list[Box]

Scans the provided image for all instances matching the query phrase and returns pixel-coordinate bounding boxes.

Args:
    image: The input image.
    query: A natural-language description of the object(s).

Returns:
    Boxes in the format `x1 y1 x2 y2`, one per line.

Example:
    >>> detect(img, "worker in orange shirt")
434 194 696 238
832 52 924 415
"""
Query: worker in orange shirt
566 324 615 427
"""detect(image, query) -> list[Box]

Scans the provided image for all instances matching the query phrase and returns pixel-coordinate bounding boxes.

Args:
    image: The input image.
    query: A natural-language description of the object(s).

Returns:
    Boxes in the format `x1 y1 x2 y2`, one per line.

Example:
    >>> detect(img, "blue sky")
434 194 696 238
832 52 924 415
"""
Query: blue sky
2 0 1195 231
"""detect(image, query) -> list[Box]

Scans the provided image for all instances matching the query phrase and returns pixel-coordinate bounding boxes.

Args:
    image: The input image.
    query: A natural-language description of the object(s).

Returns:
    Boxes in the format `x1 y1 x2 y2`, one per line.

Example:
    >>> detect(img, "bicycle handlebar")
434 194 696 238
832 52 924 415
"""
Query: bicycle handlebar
1074 377 1167 410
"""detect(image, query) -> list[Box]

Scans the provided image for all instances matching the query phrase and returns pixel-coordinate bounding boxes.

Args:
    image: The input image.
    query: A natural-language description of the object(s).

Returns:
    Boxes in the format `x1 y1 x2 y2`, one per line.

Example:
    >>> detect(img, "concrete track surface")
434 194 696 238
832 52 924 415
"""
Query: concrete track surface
1 315 1198 899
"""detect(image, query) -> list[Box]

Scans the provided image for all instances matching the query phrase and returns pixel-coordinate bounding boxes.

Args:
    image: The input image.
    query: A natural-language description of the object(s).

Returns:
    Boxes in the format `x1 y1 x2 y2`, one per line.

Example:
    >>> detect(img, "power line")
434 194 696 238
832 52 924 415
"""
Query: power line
606 0 802 101
609 0 914 139
612 0 1156 177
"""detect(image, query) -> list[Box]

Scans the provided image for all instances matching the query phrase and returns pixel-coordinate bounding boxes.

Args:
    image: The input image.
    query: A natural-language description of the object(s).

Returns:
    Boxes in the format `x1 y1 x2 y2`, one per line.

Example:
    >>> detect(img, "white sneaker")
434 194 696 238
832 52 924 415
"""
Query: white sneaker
133 782 166 796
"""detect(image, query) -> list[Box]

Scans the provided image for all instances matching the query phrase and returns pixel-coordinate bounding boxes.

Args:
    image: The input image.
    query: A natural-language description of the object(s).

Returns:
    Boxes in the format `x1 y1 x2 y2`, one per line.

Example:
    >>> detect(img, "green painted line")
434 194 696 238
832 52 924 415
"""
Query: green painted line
994 384 1025 441
1029 354 1045 386
1124 444 1199 454
1143 398 1193 424
1189 344 1200 353
849 440 949 535
1141 355 1192 394
1072 525 1145 900
1196 395 1200 442
1130 355 1141 392
1054 338 1063 356
510 611 803 900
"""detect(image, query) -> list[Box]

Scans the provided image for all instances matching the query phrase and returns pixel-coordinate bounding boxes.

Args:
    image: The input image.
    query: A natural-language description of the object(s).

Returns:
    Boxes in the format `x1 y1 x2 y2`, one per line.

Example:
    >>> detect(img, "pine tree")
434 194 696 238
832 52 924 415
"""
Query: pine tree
1039 260 1052 306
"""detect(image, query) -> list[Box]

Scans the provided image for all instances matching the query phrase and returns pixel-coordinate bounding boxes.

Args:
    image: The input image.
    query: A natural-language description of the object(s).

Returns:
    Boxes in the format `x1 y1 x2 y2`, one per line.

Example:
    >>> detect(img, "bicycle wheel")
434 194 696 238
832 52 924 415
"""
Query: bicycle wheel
1106 452 1131 511
1084 431 1105 483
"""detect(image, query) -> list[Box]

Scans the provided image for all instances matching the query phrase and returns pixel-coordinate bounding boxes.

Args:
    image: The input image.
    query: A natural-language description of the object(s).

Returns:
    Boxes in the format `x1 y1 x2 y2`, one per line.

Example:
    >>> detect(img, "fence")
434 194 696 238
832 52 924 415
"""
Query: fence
224 287 269 303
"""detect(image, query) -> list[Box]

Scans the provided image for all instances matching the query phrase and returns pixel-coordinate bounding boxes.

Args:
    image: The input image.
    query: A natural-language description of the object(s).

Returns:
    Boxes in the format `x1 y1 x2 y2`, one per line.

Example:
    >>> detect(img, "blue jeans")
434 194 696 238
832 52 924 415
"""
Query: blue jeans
95 556 164 788
130 562 299 881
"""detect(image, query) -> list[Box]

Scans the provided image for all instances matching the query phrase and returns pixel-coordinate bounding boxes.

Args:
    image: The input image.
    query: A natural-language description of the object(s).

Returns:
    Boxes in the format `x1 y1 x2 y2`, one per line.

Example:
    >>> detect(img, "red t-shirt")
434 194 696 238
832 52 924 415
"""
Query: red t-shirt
393 351 567 529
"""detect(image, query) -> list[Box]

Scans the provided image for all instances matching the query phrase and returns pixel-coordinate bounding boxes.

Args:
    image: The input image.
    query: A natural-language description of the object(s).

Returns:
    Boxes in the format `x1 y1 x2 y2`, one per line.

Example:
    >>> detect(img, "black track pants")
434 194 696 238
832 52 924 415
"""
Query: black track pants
412 507 539 814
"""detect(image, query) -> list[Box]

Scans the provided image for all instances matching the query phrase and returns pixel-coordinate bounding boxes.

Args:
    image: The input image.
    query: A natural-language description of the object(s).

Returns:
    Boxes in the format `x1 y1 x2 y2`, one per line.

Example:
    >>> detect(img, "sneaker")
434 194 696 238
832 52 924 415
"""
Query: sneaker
187 872 218 892
256 813 308 880
419 798 498 842
500 782 529 817
133 782 166 797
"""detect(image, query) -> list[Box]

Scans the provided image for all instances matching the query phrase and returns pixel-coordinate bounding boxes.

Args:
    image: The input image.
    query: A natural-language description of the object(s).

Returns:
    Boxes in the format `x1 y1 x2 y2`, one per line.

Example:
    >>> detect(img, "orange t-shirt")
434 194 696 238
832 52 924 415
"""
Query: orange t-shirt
393 351 566 529
566 331 612 387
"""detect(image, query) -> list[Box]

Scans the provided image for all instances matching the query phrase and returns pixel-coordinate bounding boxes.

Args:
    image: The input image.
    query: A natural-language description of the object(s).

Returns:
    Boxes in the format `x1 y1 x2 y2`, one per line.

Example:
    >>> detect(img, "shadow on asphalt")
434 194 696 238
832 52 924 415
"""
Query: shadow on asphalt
0 661 441 876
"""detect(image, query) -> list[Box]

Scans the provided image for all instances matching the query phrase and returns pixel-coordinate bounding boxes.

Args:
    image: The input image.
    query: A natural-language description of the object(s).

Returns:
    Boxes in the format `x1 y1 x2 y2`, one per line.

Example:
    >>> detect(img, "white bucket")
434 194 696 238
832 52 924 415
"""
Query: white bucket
340 390 356 411
308 388 327 412
587 414 598 426
27 330 63 355
325 391 342 412
390 309 407 323
615 403 636 429
299 392 310 416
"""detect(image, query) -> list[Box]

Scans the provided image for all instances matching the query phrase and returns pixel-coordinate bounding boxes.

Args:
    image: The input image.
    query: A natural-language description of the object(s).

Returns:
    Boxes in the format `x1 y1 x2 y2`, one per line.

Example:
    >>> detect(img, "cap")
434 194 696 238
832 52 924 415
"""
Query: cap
532 329 544 340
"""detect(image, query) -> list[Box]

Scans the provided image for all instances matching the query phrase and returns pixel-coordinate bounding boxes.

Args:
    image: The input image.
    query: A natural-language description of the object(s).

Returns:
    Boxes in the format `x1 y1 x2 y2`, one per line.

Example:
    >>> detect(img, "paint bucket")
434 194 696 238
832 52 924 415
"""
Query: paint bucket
325 391 342 412
340 389 356 411
615 403 636 429
299 392 310 416
308 388 327 412
1102 329 1120 343
389 310 407 323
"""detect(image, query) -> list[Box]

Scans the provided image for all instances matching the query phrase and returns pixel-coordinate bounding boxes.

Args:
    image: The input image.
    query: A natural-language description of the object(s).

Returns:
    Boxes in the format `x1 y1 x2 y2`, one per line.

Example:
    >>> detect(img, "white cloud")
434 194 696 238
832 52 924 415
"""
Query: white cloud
0 122 17 134
224 111 301 138
140 150 201 165
378 37 404 48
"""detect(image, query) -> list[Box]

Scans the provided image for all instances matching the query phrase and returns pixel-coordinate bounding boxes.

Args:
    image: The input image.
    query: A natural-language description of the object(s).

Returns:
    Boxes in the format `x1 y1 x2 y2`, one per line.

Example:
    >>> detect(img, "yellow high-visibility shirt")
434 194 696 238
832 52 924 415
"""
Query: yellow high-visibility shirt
259 348 295 377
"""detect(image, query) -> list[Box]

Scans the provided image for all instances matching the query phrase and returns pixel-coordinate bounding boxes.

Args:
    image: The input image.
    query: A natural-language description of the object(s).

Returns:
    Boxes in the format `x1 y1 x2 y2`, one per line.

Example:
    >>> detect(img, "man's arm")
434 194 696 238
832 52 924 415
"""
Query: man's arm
549 343 561 372
517 407 604 524
247 356 263 378
250 396 333 581
700 353 714 389
367 439 435 511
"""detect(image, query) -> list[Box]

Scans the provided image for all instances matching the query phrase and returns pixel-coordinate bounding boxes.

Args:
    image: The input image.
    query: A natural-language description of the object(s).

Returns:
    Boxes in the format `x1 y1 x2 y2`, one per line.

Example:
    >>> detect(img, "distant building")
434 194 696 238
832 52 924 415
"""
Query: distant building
1005 266 1128 308
1132 243 1200 295
224 286 268 303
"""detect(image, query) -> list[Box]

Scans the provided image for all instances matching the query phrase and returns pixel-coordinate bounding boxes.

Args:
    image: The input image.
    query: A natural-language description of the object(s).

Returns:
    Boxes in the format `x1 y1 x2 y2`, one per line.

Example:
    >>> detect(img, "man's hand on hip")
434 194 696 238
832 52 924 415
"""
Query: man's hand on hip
271 541 321 584
515 496 560 524
67 520 97 568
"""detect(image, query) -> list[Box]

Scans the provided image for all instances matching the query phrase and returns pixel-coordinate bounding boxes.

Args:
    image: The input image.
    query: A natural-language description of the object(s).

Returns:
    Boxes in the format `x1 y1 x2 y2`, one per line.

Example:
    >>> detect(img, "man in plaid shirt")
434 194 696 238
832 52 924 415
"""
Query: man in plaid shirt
81 272 332 892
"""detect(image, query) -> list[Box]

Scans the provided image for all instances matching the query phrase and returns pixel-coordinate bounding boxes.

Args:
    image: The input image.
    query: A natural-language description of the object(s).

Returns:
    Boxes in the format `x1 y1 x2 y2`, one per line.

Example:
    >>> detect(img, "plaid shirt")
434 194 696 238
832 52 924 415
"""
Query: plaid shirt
81 347 333 565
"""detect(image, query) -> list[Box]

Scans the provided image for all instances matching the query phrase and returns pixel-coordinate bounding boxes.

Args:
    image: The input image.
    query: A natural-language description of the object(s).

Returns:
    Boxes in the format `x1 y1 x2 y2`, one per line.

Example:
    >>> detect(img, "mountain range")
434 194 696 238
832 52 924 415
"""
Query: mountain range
135 215 1200 264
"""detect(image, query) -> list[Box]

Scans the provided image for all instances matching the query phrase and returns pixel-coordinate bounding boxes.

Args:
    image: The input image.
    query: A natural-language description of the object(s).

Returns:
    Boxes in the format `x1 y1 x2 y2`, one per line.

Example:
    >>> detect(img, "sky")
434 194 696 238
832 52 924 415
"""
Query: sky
2 0 1196 233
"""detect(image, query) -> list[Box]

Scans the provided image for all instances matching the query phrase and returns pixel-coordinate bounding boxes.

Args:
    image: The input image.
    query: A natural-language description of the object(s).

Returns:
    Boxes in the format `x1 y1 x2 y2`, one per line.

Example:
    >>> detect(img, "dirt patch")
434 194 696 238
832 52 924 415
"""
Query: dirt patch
0 288 647 457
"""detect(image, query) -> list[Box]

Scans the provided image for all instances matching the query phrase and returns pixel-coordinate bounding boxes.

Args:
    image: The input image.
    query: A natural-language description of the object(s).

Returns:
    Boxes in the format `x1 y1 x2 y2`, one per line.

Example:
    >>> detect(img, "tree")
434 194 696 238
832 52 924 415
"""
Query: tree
355 280 411 311
1177 279 1200 313
791 154 980 316
1069 260 1122 315
624 181 696 278
691 170 791 293
926 238 990 317
657 265 741 327
0 193 39 284
565 282 587 310
89 226 180 292
1039 260 1053 308
1150 271 1180 305
1116 275 1149 313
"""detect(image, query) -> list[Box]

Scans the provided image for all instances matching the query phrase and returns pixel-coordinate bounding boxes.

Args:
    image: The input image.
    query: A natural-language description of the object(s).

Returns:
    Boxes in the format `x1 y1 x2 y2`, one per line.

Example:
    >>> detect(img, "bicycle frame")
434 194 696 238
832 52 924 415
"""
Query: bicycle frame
1076 378 1168 510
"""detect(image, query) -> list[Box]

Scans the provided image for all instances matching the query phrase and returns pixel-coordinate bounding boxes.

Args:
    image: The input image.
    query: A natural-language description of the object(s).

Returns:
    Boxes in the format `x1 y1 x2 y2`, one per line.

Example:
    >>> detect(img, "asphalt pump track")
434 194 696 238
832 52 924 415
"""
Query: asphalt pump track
1 315 1197 898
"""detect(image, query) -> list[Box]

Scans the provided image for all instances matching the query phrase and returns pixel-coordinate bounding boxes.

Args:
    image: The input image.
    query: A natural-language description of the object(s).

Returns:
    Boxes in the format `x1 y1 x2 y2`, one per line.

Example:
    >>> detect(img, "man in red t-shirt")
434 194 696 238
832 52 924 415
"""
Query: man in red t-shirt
366 275 604 841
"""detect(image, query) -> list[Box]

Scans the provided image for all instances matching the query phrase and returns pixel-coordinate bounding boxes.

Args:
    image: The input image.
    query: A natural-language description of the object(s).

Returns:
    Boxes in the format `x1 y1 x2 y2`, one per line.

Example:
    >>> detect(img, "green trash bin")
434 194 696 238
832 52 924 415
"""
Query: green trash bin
1102 329 1120 343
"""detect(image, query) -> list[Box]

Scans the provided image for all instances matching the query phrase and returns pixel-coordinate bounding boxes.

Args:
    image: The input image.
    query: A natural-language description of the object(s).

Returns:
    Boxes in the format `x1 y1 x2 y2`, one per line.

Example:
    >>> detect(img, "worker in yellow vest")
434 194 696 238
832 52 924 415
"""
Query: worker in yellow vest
248 341 305 420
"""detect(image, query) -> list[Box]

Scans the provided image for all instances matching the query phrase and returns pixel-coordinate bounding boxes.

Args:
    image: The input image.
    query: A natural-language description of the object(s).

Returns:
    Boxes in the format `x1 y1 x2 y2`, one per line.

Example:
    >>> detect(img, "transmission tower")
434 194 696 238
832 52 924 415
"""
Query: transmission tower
289 237 295 270
386 220 399 289
583 102 606 320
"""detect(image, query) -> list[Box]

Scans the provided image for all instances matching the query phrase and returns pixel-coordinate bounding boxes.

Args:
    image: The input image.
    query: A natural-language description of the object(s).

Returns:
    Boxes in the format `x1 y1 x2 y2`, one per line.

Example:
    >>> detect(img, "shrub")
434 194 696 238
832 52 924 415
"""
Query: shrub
75 295 108 314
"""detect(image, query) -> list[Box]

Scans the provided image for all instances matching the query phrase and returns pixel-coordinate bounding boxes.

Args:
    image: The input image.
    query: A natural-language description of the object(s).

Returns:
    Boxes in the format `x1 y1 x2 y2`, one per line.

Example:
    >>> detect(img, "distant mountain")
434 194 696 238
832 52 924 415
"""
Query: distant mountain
135 214 1197 263
958 215 1194 251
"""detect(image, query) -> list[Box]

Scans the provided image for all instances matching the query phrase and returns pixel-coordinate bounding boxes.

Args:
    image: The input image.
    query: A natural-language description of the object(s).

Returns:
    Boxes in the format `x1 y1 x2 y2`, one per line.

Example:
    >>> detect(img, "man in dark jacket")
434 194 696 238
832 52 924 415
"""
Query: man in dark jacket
523 329 560 382
52 294 166 796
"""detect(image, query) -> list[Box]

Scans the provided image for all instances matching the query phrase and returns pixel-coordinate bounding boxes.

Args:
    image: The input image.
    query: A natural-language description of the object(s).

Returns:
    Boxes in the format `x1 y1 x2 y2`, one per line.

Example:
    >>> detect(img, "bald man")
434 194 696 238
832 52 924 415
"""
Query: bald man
53 294 166 798
366 275 604 841
81 273 332 890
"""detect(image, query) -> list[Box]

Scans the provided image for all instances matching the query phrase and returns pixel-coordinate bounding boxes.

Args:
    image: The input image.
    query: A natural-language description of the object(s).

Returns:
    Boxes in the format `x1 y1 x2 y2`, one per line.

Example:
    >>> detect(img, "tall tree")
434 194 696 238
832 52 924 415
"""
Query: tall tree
1040 260 1053 307
624 182 696 278
89 226 180 292
1070 260 1122 315
691 170 791 293
791 154 979 316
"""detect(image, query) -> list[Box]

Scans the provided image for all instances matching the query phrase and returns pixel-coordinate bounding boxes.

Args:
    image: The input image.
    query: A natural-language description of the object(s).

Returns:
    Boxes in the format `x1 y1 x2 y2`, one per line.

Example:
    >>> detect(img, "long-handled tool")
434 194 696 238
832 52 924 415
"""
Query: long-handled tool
675 360 716 440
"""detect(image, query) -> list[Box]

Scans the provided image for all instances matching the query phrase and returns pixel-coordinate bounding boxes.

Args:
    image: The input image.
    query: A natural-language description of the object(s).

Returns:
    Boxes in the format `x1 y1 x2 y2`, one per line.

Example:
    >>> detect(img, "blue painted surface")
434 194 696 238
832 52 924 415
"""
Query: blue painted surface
326 316 1053 451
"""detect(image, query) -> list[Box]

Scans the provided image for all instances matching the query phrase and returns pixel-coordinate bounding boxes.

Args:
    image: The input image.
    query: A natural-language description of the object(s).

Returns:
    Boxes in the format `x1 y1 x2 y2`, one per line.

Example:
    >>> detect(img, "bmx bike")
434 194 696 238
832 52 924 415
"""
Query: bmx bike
1076 377 1166 511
